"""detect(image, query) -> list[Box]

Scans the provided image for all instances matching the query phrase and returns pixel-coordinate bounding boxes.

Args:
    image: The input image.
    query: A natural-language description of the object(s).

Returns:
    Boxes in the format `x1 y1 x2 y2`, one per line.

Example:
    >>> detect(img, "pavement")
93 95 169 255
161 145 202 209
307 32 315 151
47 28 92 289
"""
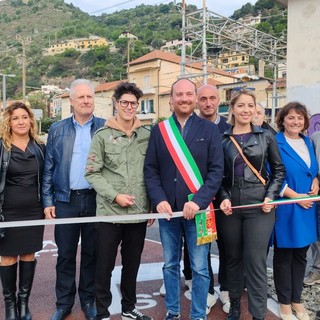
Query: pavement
0 221 319 320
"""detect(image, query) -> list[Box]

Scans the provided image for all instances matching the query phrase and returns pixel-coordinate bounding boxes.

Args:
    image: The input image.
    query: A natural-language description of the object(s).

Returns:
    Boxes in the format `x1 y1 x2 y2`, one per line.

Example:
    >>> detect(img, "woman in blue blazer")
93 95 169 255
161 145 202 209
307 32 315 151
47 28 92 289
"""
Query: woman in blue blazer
274 102 319 320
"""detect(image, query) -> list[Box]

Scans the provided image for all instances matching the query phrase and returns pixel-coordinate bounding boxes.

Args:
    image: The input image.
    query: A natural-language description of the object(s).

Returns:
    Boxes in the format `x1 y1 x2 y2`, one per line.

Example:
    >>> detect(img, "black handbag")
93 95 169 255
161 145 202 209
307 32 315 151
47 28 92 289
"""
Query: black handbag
0 141 10 239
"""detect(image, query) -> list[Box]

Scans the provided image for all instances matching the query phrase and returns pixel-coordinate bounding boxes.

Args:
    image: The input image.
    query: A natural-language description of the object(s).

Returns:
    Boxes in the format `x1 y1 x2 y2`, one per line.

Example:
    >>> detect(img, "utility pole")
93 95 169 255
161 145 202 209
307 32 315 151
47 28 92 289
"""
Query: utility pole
0 73 16 111
180 0 186 76
16 36 31 102
202 0 207 84
127 37 131 80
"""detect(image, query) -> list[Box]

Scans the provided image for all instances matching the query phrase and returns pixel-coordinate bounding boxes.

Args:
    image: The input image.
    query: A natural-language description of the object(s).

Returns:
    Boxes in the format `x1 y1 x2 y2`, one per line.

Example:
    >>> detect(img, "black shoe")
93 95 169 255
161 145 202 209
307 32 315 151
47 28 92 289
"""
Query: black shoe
227 298 241 320
50 309 71 320
81 303 97 320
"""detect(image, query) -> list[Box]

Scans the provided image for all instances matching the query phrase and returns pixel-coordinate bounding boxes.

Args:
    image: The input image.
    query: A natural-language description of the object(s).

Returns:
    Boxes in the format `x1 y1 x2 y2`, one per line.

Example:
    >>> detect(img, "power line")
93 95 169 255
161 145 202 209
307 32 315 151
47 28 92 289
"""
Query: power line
88 0 136 14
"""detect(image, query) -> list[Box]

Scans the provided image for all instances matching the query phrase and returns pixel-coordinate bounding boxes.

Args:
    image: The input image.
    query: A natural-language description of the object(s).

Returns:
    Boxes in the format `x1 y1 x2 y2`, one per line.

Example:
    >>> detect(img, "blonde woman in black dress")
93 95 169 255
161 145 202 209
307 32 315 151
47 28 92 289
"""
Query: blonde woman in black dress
0 102 45 320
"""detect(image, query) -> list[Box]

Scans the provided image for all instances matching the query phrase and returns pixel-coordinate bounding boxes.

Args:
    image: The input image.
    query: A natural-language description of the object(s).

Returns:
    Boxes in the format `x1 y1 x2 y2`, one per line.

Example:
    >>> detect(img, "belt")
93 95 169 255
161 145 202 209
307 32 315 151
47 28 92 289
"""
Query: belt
70 189 95 195
233 177 262 188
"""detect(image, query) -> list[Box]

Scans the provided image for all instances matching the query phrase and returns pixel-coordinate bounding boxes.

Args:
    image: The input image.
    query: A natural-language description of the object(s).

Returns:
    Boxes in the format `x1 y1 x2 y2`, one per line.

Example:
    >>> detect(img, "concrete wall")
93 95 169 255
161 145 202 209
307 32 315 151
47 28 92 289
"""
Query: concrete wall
286 0 320 114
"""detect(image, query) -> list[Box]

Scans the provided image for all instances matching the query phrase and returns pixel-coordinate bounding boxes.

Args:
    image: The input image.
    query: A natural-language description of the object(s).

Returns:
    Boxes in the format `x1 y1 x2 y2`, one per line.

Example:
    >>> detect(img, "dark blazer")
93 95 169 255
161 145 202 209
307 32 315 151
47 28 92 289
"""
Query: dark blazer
144 113 224 211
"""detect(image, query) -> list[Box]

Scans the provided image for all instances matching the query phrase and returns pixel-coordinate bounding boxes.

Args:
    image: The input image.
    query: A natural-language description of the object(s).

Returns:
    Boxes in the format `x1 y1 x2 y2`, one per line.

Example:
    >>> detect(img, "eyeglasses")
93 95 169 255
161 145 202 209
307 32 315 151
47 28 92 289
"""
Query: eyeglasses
118 100 139 109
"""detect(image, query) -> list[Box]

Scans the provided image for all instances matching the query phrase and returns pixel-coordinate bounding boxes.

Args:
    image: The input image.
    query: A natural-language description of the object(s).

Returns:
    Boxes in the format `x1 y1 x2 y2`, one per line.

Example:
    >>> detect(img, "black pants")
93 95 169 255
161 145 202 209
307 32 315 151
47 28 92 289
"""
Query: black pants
216 213 229 292
95 222 147 318
218 183 275 319
54 191 97 310
273 245 309 304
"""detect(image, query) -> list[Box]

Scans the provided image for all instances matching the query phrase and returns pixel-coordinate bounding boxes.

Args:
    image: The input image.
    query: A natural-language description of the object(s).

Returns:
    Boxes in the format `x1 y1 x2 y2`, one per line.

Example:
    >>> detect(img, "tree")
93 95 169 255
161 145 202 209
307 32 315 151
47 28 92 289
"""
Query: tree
28 93 48 118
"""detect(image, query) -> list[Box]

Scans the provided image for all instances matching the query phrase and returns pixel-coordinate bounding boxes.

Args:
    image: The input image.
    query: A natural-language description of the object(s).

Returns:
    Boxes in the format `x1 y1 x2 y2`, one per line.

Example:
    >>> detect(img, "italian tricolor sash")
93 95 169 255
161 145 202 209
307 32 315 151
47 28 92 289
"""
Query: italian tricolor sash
158 116 217 244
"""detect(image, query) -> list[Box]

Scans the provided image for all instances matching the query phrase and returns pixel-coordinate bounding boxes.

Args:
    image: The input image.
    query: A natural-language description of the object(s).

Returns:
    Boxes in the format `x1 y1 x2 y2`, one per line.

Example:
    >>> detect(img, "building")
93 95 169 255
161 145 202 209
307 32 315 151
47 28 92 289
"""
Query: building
161 39 192 53
54 49 285 124
217 51 250 69
119 32 138 41
265 77 287 114
237 14 261 28
44 36 108 56
127 50 239 124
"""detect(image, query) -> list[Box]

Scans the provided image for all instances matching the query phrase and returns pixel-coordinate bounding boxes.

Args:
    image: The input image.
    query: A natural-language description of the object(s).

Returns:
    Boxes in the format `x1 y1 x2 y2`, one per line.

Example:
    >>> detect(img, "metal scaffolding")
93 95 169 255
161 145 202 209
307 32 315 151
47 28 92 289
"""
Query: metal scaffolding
178 1 287 123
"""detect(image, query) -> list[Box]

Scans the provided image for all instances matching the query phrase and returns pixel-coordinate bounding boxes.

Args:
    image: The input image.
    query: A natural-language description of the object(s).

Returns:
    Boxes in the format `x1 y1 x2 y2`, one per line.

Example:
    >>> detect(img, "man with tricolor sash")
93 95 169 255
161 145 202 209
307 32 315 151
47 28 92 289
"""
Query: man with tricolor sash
144 78 224 320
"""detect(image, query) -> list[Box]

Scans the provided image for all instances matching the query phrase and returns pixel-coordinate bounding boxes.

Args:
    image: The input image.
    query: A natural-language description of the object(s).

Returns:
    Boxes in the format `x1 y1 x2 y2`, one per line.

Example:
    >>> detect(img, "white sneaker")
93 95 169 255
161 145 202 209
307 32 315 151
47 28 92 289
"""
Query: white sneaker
206 292 218 314
304 270 320 286
160 282 166 296
220 291 230 313
185 279 192 292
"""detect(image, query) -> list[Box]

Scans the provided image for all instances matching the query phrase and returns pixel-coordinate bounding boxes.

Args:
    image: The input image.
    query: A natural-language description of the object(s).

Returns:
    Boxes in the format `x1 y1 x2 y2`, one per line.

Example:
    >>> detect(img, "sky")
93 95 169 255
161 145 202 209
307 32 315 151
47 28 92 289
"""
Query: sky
65 0 257 17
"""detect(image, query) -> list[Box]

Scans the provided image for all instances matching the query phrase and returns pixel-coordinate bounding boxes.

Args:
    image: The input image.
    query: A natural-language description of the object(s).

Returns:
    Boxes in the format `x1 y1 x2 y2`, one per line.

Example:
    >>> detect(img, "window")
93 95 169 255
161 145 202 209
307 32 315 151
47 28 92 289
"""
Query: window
141 99 154 114
143 75 151 89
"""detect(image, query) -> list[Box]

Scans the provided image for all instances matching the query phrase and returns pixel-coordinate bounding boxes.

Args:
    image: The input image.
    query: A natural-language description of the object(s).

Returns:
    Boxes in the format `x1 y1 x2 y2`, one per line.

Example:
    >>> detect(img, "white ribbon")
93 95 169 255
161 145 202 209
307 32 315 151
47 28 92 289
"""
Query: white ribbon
1 195 320 228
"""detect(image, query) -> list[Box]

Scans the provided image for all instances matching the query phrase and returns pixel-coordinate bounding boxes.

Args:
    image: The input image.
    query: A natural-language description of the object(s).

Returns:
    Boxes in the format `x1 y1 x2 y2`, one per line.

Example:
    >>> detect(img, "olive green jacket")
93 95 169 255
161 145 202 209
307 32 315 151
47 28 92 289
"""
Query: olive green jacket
85 117 150 223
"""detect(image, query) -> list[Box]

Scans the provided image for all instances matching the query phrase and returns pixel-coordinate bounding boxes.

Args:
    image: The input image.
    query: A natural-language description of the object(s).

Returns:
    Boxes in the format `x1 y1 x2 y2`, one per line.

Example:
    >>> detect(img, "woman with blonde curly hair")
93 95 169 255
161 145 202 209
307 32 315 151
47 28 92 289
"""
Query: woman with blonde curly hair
0 102 45 320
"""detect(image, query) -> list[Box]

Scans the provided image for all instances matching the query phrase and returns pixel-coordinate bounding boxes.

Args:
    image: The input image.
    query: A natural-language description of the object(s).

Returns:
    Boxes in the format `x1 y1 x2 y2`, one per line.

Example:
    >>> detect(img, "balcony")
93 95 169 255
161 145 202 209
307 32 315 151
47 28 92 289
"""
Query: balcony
143 87 155 94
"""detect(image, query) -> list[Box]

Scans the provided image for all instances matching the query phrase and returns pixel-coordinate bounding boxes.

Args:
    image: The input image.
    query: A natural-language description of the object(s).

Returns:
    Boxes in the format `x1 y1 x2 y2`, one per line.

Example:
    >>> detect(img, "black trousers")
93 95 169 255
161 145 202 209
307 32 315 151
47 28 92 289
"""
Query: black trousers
273 245 309 304
95 221 147 318
54 191 97 309
218 182 275 319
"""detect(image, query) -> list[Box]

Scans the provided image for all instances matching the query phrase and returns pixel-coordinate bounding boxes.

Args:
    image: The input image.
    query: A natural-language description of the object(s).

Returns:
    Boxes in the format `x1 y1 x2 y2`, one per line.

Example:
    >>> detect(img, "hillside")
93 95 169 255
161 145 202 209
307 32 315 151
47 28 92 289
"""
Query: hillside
0 0 286 100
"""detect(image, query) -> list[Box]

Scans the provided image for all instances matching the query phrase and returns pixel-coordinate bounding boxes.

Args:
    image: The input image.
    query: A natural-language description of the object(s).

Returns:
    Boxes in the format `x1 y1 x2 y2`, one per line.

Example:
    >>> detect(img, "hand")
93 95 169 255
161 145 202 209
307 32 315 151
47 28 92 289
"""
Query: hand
156 201 173 220
44 206 56 219
261 197 274 213
220 199 232 215
308 177 319 196
114 194 135 208
147 219 155 227
183 201 200 220
298 193 314 209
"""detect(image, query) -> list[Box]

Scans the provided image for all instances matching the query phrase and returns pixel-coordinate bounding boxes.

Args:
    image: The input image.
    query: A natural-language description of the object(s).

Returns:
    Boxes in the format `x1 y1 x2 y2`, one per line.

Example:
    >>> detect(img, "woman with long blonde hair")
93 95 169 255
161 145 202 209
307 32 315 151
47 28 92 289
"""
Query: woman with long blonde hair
0 102 45 320
218 89 285 320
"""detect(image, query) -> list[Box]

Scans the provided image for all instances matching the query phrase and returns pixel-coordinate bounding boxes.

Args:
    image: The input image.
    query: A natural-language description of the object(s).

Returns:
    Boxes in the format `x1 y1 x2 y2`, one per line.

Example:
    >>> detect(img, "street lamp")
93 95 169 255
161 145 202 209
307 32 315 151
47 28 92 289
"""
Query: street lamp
0 73 16 111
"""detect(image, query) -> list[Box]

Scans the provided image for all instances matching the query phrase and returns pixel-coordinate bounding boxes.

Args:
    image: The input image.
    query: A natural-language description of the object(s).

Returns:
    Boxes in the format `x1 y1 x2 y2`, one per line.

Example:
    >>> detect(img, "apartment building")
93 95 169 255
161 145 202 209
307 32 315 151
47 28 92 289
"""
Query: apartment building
44 36 108 56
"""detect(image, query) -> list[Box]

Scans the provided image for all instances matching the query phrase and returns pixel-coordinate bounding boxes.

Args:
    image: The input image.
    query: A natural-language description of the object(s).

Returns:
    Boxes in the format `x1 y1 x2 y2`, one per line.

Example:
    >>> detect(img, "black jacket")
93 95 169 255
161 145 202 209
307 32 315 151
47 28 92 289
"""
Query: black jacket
0 139 45 202
218 125 285 201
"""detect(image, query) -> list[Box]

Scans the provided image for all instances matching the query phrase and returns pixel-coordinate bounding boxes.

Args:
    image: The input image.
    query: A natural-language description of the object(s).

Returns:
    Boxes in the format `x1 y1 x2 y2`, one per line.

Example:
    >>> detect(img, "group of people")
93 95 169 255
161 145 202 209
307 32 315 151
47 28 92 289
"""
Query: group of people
0 77 318 320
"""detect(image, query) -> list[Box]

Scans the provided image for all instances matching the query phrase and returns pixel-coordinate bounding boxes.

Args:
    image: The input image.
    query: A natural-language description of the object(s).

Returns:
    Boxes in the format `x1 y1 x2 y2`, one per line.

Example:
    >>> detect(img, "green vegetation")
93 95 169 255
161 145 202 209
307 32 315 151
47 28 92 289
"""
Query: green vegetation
0 0 287 108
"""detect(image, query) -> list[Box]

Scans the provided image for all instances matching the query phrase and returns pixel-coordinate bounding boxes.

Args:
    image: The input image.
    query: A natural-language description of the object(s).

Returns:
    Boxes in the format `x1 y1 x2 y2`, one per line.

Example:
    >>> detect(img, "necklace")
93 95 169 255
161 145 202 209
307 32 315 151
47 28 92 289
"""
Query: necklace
234 132 251 145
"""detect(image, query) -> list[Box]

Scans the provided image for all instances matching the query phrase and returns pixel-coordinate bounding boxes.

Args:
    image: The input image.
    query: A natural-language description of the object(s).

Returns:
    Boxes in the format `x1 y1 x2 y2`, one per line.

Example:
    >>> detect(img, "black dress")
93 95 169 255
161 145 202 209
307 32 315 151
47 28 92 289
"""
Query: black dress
0 144 44 256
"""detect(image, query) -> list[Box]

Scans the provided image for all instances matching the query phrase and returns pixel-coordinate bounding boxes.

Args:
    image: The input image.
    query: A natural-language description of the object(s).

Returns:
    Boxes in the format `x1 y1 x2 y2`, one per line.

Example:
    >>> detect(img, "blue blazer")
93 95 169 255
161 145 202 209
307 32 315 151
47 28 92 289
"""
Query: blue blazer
275 131 318 248
144 113 224 211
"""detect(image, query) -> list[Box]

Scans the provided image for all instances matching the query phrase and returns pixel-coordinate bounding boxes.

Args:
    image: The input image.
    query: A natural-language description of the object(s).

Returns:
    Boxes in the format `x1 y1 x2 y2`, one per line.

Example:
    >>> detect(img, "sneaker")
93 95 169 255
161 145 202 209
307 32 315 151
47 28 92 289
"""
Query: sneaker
303 271 320 286
220 290 230 313
160 282 166 296
164 312 181 320
185 279 192 292
122 308 153 320
206 292 218 314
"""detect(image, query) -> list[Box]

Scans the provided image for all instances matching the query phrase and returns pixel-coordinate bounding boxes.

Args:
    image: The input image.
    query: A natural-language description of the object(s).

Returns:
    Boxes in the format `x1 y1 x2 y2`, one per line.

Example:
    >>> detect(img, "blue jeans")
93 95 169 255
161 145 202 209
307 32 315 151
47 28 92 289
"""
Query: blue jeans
159 217 210 320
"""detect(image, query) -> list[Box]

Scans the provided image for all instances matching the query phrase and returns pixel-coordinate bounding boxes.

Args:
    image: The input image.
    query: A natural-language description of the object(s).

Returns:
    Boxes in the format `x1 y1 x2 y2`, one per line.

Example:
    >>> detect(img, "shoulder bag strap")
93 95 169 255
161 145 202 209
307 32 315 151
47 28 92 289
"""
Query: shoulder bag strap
229 135 266 186
0 142 10 213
